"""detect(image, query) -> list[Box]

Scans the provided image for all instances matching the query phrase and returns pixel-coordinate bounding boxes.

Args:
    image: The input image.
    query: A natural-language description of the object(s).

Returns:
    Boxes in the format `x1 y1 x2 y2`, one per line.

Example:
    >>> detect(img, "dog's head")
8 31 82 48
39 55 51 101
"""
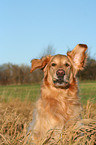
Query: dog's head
31 44 87 88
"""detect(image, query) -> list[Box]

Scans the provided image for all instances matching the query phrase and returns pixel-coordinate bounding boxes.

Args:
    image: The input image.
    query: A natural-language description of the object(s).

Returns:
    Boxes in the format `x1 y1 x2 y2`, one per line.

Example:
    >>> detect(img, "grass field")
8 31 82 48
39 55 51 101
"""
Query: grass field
0 83 40 102
0 81 96 144
0 81 96 104
79 81 96 104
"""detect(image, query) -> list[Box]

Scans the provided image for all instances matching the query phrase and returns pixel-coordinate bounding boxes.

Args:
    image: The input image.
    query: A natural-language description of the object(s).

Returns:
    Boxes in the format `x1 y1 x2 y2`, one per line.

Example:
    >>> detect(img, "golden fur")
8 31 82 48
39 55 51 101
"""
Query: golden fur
28 44 87 143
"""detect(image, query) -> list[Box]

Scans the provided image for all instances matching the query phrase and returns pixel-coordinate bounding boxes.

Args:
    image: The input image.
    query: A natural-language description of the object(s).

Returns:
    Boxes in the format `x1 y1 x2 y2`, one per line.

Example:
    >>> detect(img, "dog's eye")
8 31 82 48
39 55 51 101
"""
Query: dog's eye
65 63 70 67
51 63 57 66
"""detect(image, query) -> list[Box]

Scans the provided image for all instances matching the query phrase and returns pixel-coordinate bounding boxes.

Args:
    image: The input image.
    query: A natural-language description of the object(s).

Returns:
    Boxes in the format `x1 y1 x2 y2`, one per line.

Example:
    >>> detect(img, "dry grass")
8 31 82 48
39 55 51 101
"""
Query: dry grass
0 99 96 145
0 99 33 145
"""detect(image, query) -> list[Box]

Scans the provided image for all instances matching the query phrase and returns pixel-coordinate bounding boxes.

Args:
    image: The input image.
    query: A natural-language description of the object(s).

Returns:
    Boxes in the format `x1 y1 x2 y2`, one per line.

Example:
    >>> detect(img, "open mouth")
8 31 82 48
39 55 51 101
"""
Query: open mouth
53 79 69 88
53 79 64 84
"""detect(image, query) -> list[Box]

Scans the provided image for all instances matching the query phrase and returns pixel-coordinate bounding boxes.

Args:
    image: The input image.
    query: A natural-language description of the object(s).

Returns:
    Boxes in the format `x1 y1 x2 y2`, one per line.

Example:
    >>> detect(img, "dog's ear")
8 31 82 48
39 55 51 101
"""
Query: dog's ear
30 55 51 72
67 44 88 73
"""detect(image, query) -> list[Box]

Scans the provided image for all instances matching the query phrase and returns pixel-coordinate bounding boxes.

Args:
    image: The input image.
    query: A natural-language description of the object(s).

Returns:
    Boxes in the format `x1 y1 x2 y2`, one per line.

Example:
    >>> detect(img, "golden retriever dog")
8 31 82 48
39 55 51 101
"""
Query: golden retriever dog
28 44 87 144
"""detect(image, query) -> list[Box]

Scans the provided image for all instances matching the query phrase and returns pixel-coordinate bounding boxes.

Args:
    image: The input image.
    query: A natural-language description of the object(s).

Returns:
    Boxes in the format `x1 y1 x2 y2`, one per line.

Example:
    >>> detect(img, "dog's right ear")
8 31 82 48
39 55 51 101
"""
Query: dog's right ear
30 55 51 72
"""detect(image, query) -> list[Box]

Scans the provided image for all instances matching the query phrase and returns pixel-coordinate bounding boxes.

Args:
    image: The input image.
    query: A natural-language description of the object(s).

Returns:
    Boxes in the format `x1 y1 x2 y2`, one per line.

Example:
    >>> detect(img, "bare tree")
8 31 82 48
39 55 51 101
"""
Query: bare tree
40 45 55 57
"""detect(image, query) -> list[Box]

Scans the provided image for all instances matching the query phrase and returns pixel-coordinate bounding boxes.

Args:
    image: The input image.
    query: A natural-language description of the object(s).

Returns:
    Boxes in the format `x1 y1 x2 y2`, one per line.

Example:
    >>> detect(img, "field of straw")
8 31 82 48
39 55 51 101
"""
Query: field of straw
0 82 96 145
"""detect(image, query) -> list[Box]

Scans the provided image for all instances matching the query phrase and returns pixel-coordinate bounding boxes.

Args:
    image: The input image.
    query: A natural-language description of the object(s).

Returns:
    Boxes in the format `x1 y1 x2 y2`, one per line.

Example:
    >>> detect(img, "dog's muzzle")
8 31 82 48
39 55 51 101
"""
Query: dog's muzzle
55 69 65 84
53 69 69 88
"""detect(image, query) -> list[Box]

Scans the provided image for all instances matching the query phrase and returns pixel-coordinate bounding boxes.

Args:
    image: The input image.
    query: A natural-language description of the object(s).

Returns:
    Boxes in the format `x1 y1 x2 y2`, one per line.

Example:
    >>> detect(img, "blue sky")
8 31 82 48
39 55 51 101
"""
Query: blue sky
0 0 96 65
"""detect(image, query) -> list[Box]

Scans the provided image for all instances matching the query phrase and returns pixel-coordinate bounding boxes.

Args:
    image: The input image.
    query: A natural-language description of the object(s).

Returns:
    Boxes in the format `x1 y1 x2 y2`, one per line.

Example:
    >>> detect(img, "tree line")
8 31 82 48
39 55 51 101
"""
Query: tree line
0 64 43 85
78 57 96 80
0 57 96 85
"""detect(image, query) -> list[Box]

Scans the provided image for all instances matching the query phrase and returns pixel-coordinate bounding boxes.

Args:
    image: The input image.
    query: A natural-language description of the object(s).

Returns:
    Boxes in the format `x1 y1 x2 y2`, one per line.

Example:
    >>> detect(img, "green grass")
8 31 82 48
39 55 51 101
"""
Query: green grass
0 81 96 104
0 84 40 102
79 81 96 104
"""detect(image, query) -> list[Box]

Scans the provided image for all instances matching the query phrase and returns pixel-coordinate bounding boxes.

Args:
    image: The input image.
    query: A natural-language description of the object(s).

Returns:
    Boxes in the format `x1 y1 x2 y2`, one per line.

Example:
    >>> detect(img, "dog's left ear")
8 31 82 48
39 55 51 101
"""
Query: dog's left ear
30 55 51 72
67 44 88 73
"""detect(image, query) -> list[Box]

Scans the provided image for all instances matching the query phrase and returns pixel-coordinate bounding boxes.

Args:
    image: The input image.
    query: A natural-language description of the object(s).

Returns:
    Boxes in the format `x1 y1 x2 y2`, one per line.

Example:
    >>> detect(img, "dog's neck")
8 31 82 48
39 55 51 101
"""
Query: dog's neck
40 78 81 123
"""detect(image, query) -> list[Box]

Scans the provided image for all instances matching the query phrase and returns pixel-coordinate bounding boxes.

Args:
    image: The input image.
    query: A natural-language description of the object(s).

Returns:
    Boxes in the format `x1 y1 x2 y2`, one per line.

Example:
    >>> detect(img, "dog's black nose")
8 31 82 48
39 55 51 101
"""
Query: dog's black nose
56 69 65 78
